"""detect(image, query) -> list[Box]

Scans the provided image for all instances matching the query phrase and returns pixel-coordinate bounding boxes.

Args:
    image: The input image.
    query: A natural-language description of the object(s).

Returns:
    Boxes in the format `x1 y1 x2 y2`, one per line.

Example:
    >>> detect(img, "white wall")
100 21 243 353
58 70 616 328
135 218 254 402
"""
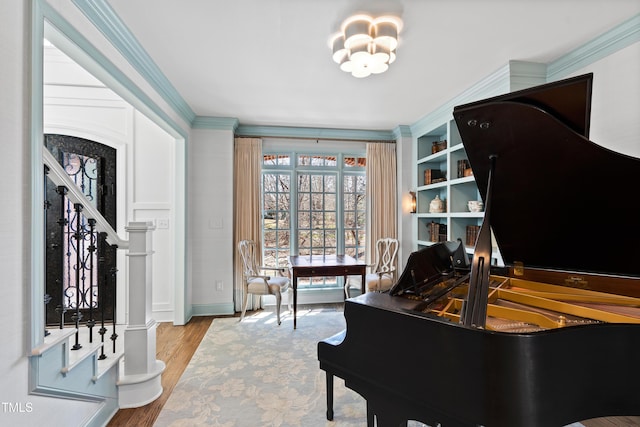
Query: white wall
188 128 235 315
131 110 176 322
574 42 640 158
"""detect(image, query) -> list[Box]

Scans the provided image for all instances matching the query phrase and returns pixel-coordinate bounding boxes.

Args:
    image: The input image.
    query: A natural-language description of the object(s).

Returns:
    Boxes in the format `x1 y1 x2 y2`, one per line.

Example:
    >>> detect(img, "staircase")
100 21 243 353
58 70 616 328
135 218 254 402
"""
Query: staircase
29 148 165 426
30 327 123 423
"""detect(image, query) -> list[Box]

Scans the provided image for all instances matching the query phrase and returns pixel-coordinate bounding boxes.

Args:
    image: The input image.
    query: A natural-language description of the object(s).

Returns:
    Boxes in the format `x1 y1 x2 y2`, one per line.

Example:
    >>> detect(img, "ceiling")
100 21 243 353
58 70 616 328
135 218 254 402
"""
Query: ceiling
106 0 640 132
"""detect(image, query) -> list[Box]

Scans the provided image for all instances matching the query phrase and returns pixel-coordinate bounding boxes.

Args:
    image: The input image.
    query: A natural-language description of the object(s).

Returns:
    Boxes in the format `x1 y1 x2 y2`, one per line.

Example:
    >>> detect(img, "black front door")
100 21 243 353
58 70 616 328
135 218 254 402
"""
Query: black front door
44 134 117 326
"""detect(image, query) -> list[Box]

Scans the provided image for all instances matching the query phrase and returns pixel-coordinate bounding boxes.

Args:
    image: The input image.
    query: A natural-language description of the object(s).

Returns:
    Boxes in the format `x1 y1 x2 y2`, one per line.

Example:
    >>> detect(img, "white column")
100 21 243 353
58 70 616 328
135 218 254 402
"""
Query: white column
119 221 166 408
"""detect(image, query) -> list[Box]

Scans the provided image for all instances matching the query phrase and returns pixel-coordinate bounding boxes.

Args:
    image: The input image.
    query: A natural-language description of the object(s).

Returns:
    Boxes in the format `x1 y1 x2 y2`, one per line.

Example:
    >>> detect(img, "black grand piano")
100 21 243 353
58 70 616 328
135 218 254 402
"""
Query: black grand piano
318 73 640 427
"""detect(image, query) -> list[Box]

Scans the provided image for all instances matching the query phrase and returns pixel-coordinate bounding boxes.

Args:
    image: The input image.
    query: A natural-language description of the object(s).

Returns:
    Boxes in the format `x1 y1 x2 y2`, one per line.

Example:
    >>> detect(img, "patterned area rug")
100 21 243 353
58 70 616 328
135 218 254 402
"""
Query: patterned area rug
154 309 368 426
155 308 587 427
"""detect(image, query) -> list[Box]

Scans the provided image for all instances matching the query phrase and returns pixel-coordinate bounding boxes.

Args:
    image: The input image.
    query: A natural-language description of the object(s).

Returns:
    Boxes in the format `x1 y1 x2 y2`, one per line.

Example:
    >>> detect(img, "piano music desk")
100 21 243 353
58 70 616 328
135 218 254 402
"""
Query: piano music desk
288 254 366 329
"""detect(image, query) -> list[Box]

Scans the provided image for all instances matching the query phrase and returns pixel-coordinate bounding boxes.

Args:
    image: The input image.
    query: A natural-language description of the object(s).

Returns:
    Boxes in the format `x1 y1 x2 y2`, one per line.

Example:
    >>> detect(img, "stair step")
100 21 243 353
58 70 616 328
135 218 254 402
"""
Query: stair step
31 327 77 356
62 340 103 376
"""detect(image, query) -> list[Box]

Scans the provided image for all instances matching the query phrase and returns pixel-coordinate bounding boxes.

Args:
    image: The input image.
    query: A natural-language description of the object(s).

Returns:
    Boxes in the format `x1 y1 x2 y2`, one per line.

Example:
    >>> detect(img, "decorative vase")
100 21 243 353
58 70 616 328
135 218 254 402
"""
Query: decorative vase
429 195 445 213
467 200 484 212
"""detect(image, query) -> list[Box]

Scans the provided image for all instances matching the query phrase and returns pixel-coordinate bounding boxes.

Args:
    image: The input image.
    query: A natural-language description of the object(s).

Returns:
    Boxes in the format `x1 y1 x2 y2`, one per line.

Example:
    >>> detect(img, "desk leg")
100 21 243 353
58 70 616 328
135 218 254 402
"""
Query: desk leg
361 271 366 294
293 275 297 329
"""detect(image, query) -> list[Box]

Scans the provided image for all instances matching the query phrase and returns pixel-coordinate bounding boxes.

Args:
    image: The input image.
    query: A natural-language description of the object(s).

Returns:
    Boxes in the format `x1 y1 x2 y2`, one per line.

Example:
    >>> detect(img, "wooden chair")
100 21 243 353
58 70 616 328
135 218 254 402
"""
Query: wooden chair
237 239 291 325
345 237 399 298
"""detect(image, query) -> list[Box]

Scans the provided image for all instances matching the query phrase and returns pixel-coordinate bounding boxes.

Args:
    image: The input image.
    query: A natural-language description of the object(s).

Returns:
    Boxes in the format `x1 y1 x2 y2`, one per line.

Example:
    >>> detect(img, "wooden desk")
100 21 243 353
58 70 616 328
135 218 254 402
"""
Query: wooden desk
288 254 366 329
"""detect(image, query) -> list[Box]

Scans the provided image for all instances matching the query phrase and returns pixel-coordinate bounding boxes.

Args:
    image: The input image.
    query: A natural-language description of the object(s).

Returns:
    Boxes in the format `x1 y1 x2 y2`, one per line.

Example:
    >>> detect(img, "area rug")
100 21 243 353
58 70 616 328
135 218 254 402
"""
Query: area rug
154 309 586 427
154 309 368 427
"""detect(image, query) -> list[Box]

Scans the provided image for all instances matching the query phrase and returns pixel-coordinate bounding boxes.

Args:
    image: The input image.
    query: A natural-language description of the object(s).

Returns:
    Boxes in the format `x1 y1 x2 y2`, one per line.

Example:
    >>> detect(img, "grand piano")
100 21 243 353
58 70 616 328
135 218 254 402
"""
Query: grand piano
317 73 640 427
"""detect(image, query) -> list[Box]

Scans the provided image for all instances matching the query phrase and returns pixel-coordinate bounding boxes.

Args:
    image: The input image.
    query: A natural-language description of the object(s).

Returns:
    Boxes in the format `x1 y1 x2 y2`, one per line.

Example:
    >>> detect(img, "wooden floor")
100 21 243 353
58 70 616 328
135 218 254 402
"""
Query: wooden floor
106 315 217 427
106 307 640 427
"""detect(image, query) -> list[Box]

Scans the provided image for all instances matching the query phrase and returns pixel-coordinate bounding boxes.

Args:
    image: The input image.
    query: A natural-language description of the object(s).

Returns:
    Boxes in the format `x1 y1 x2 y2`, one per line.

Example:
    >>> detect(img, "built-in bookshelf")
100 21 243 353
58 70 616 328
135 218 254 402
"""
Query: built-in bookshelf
415 119 489 256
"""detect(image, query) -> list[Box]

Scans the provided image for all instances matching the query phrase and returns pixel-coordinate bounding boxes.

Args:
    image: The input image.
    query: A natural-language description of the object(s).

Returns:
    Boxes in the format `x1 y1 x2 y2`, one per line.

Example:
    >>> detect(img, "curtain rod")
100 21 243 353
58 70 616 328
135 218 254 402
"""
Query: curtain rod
235 134 396 143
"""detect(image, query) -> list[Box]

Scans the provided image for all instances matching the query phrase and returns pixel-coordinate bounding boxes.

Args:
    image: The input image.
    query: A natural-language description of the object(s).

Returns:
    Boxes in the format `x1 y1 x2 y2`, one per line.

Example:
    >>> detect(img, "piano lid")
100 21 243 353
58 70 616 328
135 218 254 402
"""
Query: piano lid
453 73 640 278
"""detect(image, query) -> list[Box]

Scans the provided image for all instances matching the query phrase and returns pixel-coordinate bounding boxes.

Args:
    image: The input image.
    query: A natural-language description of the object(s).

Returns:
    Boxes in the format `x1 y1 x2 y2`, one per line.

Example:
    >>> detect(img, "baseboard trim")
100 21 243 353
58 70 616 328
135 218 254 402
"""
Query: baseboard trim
191 302 235 316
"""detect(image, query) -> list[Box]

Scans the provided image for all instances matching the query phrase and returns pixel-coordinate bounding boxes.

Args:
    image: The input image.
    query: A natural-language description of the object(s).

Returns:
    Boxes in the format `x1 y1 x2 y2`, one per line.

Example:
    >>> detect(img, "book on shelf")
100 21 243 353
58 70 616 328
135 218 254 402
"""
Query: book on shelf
429 221 448 243
424 169 446 185
457 159 471 178
466 225 481 247
431 139 447 154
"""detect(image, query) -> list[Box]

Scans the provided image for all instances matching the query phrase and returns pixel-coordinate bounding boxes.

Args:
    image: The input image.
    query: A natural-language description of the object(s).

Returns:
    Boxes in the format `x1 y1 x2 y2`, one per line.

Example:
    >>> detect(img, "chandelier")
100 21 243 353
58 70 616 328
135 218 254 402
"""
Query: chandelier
330 14 402 78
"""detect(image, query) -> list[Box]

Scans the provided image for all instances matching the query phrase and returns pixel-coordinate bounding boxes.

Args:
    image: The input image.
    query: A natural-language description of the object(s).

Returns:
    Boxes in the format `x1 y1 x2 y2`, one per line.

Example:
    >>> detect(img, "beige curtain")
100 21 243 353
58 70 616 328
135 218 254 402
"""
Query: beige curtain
365 142 397 265
233 137 263 312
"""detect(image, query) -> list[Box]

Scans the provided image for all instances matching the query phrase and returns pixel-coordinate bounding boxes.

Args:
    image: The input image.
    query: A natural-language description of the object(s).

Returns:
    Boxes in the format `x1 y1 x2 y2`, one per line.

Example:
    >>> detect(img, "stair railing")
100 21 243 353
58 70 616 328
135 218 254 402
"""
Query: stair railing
40 147 164 407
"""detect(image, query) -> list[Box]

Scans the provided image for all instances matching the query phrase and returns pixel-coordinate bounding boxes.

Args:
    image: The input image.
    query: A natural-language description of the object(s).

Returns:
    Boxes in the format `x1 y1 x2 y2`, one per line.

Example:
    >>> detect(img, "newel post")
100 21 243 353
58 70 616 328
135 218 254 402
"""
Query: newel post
119 221 166 408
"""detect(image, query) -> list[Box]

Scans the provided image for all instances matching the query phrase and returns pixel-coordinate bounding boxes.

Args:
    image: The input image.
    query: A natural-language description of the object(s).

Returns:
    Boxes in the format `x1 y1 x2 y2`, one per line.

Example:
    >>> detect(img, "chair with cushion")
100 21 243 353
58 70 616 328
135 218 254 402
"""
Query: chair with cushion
345 237 399 298
237 239 291 325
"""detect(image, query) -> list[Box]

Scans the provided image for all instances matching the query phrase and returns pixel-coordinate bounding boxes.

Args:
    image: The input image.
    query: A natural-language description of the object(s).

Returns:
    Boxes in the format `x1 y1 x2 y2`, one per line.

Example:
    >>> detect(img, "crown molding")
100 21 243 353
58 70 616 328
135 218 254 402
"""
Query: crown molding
192 117 240 131
393 125 412 140
548 13 640 80
72 0 196 125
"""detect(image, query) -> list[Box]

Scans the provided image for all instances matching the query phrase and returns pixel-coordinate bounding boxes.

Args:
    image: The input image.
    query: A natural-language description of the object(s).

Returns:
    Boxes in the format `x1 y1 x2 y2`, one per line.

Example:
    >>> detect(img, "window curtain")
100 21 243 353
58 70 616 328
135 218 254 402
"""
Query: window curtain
233 137 263 312
365 142 397 266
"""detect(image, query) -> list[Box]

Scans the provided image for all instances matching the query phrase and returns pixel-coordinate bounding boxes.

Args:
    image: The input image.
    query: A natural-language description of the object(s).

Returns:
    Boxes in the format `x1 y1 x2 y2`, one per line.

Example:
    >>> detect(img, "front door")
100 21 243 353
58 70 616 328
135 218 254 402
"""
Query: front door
44 134 117 326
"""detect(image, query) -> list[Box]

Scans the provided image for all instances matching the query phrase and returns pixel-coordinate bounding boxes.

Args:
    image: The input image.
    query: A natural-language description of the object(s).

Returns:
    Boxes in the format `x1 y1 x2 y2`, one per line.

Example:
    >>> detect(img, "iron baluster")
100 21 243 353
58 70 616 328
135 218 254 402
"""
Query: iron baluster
86 218 97 343
110 262 118 353
55 185 68 329
71 203 83 351
98 232 107 360
44 165 51 337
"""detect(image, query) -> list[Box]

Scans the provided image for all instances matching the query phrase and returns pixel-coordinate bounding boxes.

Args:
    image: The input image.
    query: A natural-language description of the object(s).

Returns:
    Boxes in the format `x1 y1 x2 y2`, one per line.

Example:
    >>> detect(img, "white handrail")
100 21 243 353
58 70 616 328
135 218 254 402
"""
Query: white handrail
43 147 129 249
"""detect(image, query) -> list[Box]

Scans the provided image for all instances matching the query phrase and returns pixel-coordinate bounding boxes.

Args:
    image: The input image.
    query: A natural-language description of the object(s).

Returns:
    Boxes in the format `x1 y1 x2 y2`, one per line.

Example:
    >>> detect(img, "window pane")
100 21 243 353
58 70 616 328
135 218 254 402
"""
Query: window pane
276 249 289 266
344 172 366 263
277 211 290 229
325 175 336 192
344 156 366 167
310 175 323 191
298 230 311 248
325 193 336 210
277 174 290 192
278 231 290 247
311 194 323 211
261 171 291 268
344 194 355 211
263 155 278 166
343 175 355 191
298 155 310 166
263 174 277 191
263 193 276 210
298 193 310 211
264 230 276 247
298 174 310 191
345 230 356 246
277 193 290 209
298 212 310 228
311 211 324 228
263 249 276 265
324 211 336 226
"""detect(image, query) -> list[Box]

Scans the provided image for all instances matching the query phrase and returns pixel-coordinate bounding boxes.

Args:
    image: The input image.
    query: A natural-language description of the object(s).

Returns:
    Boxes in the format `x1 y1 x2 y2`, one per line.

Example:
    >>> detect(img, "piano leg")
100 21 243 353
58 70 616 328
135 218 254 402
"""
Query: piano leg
366 402 374 427
325 372 334 420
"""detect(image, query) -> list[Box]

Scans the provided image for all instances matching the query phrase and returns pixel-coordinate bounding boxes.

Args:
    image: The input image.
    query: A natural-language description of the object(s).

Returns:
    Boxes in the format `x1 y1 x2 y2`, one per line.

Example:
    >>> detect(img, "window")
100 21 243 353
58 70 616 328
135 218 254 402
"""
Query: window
262 146 366 289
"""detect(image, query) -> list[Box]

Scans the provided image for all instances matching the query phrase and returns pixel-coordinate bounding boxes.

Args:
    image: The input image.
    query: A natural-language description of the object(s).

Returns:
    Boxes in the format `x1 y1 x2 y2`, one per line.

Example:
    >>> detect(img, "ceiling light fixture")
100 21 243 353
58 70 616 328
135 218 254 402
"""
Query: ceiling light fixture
330 14 402 78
